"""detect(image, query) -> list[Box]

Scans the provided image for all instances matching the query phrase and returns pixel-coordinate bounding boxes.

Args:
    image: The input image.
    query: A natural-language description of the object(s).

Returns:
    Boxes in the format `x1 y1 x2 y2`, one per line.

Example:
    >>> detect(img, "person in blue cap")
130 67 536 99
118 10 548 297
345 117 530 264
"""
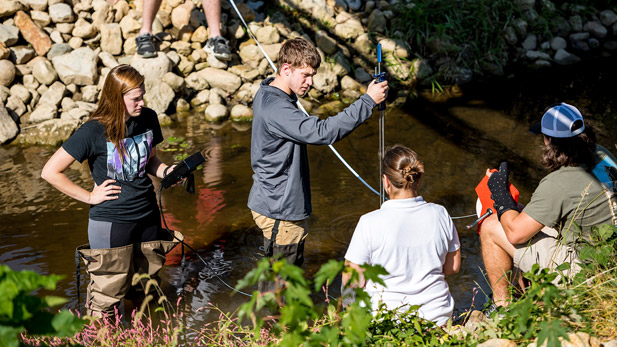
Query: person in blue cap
480 102 617 312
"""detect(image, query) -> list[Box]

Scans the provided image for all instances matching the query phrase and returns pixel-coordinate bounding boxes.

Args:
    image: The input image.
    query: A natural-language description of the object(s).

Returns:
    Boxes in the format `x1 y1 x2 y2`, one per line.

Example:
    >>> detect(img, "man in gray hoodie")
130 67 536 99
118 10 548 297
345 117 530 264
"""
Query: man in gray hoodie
248 37 388 266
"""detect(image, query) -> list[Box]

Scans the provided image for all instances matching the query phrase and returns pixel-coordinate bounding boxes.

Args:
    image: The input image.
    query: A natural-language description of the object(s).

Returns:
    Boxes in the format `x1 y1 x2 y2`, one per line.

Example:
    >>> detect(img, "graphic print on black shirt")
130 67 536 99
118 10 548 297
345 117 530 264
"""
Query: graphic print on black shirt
106 130 154 181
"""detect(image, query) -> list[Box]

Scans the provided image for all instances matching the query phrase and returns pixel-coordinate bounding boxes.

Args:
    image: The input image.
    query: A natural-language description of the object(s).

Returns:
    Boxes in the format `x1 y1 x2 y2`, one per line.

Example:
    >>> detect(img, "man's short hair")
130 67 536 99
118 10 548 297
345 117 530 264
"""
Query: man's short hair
277 38 321 73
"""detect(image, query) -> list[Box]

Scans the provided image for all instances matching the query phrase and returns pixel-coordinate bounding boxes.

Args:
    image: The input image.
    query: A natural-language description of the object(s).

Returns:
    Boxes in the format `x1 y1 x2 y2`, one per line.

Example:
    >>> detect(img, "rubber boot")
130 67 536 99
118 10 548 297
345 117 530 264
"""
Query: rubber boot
77 244 134 318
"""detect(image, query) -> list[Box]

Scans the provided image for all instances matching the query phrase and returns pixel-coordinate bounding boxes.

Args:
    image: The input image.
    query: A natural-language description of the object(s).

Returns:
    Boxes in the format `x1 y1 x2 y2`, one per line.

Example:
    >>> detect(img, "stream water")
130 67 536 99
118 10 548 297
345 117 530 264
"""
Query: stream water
1 58 616 330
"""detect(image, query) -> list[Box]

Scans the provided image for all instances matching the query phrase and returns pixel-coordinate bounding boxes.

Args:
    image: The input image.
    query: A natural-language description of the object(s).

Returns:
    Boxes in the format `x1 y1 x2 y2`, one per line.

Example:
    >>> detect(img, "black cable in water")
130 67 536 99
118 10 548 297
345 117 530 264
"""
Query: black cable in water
157 185 251 297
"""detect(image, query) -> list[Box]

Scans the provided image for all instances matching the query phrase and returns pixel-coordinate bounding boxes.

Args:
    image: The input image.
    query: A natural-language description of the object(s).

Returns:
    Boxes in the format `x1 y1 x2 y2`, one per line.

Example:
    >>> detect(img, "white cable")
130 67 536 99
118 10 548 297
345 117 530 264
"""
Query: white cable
228 0 381 198
225 0 476 219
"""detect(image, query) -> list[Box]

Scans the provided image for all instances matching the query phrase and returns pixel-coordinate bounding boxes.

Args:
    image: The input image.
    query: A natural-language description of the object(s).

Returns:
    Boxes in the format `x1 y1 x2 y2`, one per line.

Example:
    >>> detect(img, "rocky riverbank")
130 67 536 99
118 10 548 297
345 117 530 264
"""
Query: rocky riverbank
1 0 616 146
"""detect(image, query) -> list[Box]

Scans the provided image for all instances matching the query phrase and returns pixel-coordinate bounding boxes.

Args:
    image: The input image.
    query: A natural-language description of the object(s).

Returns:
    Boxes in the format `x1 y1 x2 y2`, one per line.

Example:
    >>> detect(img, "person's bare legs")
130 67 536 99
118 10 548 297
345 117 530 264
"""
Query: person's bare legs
480 214 516 307
140 0 162 35
202 0 222 38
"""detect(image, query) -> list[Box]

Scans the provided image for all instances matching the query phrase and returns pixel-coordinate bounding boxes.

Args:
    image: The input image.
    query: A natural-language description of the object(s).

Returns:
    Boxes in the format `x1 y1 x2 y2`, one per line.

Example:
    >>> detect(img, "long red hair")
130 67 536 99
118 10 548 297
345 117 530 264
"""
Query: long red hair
90 64 145 161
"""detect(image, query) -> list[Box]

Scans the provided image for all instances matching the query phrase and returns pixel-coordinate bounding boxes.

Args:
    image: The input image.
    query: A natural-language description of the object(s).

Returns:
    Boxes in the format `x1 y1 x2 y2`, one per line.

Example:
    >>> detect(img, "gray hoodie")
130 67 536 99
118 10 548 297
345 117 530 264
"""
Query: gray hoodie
248 77 377 220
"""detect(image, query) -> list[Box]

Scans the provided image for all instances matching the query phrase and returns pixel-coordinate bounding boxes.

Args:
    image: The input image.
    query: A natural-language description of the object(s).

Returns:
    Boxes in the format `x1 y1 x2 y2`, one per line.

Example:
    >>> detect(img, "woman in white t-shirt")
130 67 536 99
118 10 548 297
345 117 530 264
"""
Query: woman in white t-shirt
343 144 461 326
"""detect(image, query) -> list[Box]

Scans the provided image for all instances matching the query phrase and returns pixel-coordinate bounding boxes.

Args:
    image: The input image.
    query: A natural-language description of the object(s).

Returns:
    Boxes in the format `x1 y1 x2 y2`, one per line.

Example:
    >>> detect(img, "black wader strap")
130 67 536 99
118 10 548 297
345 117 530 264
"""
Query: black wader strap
264 219 281 256
75 249 81 311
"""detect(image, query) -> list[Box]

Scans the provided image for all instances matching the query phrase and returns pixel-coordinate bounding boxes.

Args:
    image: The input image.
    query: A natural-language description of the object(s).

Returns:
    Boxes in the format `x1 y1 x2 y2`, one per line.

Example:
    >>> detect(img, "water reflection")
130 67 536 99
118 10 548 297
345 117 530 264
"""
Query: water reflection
2 59 617 329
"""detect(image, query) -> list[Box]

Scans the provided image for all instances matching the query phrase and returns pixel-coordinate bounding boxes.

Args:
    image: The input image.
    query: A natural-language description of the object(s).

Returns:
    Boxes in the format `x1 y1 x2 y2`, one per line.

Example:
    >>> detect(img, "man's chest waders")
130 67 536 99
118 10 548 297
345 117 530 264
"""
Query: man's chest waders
261 219 305 267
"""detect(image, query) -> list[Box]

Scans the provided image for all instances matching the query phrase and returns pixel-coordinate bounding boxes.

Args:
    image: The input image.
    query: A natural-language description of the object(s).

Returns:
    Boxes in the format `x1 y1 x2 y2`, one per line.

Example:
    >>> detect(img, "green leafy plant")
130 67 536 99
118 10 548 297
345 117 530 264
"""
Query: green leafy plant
0 265 85 347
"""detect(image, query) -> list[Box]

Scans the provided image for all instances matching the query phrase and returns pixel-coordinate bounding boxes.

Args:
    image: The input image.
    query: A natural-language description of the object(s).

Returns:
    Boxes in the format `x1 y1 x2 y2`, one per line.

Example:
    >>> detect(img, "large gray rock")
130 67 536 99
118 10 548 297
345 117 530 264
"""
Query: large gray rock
29 102 58 123
52 47 98 85
315 30 337 55
199 68 241 94
22 0 48 11
11 46 35 64
0 25 20 46
600 9 617 27
522 33 537 50
313 64 338 94
185 71 208 90
100 23 123 55
144 81 174 115
16 118 79 145
550 36 567 51
205 104 228 122
0 104 19 144
584 21 608 38
38 81 65 106
49 3 74 23
333 16 364 39
162 72 184 92
6 95 26 117
47 43 72 60
0 0 25 18
255 26 280 45
230 104 252 121
131 52 172 81
554 48 580 65
0 59 16 87
72 18 97 39
367 9 386 33
9 84 31 104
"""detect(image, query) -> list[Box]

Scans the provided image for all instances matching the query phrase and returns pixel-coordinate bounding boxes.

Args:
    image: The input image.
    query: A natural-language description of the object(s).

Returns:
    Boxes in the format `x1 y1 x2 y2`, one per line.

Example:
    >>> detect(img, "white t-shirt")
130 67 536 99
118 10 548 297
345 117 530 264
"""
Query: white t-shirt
344 196 460 326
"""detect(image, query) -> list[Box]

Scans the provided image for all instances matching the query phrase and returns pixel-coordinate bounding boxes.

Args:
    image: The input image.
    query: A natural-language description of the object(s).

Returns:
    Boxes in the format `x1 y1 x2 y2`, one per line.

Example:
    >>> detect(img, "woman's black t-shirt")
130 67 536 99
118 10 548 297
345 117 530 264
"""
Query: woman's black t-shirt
62 108 163 222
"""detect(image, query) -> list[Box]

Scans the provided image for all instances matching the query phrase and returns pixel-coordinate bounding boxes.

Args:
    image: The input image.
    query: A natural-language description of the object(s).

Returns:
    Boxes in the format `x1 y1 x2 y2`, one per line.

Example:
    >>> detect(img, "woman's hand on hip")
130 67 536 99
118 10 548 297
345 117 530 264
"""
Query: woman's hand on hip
89 179 121 205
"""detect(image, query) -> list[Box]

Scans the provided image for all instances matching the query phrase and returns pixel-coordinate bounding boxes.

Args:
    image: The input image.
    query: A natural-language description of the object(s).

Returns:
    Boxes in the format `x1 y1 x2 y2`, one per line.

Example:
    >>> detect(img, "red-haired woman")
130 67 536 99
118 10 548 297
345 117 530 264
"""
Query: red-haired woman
42 64 180 317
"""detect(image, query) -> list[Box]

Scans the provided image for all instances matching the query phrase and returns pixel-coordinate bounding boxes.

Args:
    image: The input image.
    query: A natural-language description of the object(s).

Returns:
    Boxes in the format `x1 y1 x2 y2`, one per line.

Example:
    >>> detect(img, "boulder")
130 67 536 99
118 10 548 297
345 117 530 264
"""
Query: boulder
313 64 338 94
0 41 9 60
367 9 386 33
554 48 580 65
52 47 98 85
6 95 26 117
38 81 65 106
333 17 364 39
98 51 119 68
190 89 209 106
9 84 31 104
100 23 123 55
0 24 20 46
144 81 174 115
315 30 337 55
130 52 172 81
600 9 617 27
162 72 185 92
81 85 98 103
584 21 608 38
72 18 97 39
10 46 35 64
185 71 208 90
0 104 19 144
230 104 252 121
23 0 48 11
47 43 72 60
49 3 74 23
255 26 280 44
204 104 228 122
0 0 25 18
199 68 241 93
14 11 52 56
0 59 16 87
30 10 51 27
171 1 194 30
16 118 79 145
29 102 58 123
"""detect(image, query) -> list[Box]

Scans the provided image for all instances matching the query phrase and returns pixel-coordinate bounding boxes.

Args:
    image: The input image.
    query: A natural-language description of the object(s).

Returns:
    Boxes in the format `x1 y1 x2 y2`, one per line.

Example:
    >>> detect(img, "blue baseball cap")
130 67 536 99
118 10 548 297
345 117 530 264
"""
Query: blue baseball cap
529 102 585 138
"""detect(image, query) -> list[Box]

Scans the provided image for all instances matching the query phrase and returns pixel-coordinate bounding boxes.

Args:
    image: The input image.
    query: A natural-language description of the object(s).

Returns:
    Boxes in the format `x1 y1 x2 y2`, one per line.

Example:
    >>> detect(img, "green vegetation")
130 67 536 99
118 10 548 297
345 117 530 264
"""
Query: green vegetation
0 265 85 347
12 223 617 345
